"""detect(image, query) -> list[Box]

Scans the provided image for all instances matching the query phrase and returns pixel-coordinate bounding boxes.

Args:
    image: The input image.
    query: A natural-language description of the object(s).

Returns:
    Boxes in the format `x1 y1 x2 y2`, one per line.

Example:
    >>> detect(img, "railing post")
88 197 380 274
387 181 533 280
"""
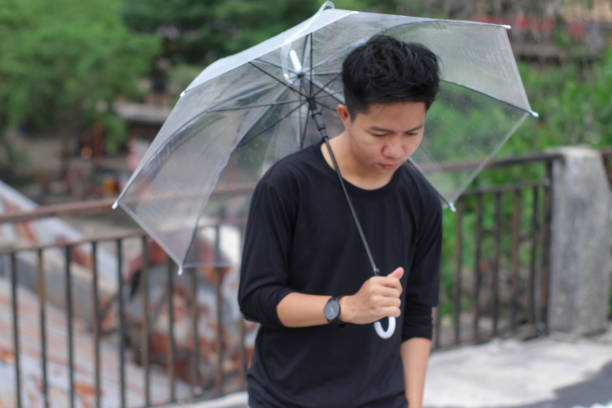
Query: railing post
453 198 463 345
141 236 151 407
91 242 102 408
473 193 483 343
167 258 177 403
37 249 49 408
10 253 22 408
65 245 75 408
214 216 224 395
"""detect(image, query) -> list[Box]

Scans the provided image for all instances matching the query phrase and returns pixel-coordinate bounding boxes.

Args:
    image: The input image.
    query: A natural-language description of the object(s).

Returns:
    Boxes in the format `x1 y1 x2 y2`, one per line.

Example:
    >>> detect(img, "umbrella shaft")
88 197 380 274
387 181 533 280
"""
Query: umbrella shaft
307 98 328 137
320 132 380 276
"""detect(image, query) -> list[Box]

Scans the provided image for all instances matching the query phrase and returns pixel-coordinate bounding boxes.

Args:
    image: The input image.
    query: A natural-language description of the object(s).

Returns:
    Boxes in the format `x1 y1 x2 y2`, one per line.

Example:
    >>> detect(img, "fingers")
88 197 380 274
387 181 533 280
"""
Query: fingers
384 307 401 318
349 269 405 324
370 276 403 293
363 295 400 320
387 266 404 280
373 285 402 299
370 289 401 318
372 295 401 308
378 304 401 318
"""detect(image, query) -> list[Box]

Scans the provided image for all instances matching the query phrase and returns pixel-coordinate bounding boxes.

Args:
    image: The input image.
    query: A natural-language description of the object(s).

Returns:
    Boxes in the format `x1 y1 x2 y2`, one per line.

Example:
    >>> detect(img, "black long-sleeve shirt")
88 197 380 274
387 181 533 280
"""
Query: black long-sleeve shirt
238 141 442 407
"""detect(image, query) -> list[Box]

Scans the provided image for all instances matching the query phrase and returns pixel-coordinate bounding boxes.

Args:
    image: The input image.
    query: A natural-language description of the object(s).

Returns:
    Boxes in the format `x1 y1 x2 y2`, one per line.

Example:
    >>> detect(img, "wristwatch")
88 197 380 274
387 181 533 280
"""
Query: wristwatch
324 296 343 324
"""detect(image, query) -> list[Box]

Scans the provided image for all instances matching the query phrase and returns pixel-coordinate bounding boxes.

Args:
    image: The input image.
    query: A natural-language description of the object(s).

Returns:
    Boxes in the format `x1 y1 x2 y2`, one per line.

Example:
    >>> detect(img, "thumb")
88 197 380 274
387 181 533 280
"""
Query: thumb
387 267 404 280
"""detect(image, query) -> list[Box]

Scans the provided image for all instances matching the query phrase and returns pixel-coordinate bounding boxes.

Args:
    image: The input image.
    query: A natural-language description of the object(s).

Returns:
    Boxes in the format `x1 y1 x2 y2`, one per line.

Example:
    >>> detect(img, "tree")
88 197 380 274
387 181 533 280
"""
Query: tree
0 0 161 168
122 0 322 65
121 0 407 67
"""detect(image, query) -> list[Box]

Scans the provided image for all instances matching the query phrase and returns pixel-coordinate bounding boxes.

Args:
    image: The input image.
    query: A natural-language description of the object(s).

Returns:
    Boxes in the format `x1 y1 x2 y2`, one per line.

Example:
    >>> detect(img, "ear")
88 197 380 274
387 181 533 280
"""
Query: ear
337 104 351 127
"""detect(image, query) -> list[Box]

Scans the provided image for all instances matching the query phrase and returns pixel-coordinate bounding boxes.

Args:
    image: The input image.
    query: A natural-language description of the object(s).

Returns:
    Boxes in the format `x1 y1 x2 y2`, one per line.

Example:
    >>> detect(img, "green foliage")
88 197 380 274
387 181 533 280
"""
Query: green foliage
0 0 160 155
121 0 404 66
591 49 612 145
168 64 204 91
502 51 612 156
122 0 316 64
435 48 612 320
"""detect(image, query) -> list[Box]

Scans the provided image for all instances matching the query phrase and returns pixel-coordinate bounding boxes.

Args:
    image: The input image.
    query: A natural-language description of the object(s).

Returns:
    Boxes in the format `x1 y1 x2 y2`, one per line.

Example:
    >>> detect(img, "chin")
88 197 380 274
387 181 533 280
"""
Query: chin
376 163 400 173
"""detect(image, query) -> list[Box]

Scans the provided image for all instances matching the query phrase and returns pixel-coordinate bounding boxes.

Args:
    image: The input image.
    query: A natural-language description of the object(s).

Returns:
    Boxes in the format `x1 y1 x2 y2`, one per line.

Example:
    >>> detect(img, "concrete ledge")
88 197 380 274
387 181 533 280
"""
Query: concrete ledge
168 392 248 408
547 146 611 335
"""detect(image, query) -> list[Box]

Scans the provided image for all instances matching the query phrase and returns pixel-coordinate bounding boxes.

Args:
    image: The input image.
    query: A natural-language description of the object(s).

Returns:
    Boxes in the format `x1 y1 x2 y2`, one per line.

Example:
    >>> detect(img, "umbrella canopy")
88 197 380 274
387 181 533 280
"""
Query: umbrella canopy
113 2 537 272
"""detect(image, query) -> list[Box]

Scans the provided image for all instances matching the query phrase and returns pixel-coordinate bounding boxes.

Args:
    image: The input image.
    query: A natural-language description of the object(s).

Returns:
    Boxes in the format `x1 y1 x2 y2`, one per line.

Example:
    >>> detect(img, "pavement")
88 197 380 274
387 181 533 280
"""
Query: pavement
171 325 612 408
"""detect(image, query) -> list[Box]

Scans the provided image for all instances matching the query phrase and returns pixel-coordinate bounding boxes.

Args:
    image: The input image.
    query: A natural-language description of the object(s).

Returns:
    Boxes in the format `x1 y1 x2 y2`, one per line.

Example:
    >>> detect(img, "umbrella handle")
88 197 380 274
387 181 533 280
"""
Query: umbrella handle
374 316 396 339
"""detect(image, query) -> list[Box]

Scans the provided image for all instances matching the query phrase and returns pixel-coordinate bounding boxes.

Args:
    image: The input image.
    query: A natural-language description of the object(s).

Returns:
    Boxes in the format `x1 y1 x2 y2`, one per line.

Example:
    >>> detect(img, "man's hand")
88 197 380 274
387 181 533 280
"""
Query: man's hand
340 267 404 324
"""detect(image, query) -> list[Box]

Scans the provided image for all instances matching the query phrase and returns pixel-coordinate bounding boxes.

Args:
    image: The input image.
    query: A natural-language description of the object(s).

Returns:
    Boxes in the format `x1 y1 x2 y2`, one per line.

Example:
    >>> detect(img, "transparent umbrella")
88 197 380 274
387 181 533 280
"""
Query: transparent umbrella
113 2 538 338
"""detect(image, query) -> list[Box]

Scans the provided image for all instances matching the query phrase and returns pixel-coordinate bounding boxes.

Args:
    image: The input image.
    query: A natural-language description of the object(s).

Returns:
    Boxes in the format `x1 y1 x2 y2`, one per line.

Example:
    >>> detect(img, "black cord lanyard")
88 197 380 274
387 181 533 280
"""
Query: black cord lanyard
308 98 397 339
308 99 380 276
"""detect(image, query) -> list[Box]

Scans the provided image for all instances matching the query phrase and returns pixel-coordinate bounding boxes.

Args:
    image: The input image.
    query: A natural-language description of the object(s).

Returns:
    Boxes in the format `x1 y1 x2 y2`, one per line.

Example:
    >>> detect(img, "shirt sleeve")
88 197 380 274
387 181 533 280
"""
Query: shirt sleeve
402 197 442 341
238 178 295 328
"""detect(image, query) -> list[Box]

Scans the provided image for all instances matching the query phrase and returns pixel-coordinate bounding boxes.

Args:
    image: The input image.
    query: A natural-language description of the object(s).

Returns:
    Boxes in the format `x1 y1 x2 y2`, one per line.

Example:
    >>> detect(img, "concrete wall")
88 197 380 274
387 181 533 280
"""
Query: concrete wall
548 147 611 335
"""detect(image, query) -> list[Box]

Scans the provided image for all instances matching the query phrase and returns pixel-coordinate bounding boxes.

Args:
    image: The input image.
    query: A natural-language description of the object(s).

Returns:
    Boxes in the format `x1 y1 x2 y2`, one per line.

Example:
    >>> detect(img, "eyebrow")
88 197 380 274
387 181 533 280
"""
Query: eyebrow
369 124 425 134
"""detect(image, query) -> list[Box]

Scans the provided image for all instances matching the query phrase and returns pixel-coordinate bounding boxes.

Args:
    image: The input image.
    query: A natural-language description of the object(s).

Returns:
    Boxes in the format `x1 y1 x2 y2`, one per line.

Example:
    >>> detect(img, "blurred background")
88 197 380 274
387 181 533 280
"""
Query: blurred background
1 0 610 204
0 1 611 407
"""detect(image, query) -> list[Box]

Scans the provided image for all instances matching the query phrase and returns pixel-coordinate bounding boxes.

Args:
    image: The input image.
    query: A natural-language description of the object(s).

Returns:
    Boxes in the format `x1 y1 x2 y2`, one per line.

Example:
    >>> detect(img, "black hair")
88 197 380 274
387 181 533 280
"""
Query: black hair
342 35 440 118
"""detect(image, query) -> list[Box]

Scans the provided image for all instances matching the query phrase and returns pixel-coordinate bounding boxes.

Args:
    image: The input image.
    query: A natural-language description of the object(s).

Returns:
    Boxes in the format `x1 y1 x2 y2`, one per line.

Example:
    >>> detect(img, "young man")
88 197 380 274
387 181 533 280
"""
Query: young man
238 35 442 407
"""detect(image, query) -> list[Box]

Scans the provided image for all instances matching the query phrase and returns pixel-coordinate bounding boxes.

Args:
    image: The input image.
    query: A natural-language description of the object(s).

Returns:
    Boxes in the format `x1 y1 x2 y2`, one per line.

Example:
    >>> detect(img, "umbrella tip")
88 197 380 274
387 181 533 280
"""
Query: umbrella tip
531 110 540 118
448 202 456 212
112 201 119 210
321 1 335 10
178 266 184 276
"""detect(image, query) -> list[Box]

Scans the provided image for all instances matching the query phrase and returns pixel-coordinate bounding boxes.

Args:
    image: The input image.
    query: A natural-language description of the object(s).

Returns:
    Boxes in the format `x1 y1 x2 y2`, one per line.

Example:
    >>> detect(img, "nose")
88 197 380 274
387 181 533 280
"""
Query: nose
382 136 404 159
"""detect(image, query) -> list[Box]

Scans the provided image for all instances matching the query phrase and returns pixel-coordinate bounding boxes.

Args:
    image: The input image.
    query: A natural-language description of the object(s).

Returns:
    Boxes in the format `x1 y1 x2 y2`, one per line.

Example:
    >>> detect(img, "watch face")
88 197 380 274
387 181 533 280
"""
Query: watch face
325 298 340 321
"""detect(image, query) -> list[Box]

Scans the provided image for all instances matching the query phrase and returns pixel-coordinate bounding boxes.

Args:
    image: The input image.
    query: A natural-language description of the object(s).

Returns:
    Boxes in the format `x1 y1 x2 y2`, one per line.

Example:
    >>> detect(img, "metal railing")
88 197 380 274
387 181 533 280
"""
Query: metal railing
1 226 248 407
601 148 612 321
432 152 559 348
0 150 576 407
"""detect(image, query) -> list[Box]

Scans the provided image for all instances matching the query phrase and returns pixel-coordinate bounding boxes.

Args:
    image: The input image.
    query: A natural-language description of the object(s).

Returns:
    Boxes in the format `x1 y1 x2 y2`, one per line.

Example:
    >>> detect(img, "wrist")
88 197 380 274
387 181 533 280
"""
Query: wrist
338 295 352 323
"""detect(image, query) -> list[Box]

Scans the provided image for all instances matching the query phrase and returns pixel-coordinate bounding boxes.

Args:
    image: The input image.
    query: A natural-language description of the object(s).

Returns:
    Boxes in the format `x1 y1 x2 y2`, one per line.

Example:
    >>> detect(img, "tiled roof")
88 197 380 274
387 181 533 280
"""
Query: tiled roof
0 279 190 407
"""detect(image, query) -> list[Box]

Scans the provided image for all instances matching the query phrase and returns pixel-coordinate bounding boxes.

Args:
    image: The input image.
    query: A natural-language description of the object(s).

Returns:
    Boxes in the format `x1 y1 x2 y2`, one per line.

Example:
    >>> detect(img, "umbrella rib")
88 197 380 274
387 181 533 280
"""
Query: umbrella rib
181 84 299 267
247 59 340 118
306 78 344 109
255 58 297 75
313 100 337 113
301 33 310 70
300 101 311 149
404 159 454 209
305 39 341 112
116 81 277 202
445 112 530 204
309 39 367 71
208 99 303 113
313 71 342 76
309 19 497 72
253 29 535 116
312 73 342 99
442 79 538 117
312 73 535 118
115 79 299 207
151 73 301 159
248 62 309 99
236 101 308 149
252 30 309 75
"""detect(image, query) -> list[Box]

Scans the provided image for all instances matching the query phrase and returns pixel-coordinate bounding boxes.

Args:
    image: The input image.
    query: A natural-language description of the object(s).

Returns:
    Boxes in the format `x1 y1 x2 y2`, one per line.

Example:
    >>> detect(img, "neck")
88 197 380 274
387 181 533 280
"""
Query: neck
321 132 394 190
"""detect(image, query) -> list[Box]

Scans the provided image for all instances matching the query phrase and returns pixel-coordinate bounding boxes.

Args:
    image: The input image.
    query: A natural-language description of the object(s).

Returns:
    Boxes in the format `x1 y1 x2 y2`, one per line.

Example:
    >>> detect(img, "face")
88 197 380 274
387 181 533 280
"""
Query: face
337 101 426 176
